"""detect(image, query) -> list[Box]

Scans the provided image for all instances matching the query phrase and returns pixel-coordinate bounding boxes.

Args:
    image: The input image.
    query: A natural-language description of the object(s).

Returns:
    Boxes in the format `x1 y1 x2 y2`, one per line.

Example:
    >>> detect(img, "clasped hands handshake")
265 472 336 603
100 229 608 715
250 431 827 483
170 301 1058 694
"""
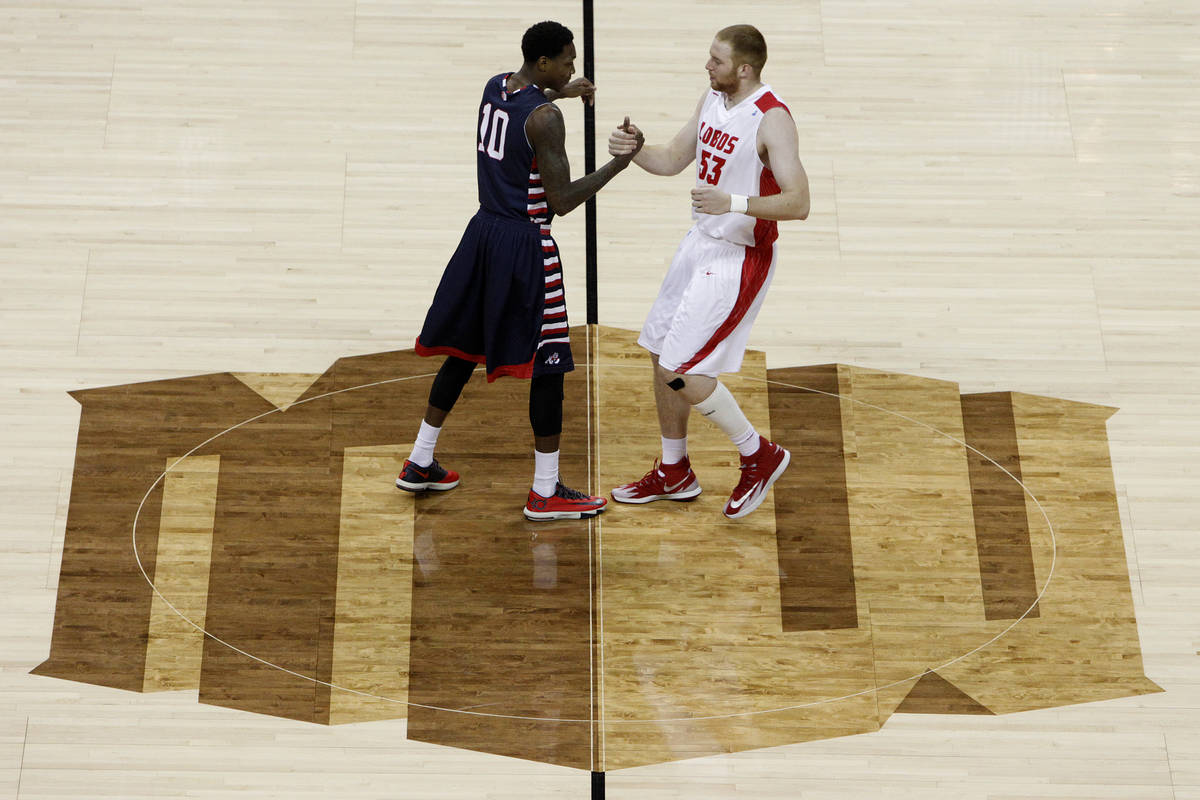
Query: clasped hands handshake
608 117 732 214
608 116 644 161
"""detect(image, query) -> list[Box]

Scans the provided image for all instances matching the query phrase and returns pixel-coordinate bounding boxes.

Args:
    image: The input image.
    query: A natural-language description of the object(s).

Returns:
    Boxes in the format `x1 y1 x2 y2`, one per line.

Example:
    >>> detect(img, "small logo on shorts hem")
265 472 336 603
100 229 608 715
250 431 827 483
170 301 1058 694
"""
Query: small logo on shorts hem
546 352 561 365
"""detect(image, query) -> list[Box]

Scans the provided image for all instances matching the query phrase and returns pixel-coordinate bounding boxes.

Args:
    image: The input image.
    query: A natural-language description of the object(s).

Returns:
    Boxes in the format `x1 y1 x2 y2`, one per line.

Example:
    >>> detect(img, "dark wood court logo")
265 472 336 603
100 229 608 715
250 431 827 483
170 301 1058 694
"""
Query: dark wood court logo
34 326 1160 771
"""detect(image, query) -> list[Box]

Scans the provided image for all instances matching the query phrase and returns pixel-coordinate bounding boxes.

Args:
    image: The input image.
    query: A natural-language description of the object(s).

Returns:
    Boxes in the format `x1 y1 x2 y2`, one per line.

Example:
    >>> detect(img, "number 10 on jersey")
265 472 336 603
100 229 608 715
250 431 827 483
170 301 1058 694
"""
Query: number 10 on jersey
478 103 509 161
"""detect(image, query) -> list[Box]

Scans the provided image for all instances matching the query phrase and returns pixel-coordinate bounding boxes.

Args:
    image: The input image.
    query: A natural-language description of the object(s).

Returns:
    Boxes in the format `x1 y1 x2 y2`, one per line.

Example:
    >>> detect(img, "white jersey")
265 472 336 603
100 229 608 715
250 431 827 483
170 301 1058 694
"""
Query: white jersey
692 84 790 248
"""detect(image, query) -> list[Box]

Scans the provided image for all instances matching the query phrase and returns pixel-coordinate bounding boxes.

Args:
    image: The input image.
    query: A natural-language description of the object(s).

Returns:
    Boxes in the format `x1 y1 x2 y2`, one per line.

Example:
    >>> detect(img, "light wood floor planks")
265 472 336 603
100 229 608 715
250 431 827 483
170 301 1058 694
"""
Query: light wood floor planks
2 0 1199 797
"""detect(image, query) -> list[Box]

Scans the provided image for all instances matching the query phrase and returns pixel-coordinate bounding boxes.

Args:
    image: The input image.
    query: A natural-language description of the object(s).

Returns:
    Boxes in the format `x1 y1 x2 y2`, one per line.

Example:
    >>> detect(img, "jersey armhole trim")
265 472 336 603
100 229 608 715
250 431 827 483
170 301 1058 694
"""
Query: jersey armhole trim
523 100 553 154
754 92 791 116
754 93 792 168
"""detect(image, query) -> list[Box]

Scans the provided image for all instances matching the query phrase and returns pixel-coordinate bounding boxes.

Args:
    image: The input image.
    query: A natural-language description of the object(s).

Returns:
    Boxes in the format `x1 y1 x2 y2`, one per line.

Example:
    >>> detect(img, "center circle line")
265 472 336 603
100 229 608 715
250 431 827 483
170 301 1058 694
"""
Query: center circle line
130 361 1057 725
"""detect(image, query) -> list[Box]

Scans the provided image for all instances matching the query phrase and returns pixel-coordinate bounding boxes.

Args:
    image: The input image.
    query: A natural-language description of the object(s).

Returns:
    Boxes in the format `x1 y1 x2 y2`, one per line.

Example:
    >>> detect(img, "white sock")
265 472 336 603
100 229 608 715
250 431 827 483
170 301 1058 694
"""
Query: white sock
693 383 760 457
533 449 559 497
661 436 687 466
732 426 760 457
408 420 441 467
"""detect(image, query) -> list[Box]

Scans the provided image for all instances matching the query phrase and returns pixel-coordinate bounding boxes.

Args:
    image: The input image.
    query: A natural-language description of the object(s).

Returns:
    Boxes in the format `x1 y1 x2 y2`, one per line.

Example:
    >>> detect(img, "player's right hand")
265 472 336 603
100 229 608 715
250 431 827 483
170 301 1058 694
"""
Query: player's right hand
560 77 596 106
609 116 644 157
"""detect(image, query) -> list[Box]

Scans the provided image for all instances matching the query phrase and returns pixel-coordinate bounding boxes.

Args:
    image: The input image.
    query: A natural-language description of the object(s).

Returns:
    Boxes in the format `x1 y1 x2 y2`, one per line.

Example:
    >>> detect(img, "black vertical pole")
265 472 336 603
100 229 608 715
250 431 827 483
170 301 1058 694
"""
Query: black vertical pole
582 0 598 325
584 0 602 793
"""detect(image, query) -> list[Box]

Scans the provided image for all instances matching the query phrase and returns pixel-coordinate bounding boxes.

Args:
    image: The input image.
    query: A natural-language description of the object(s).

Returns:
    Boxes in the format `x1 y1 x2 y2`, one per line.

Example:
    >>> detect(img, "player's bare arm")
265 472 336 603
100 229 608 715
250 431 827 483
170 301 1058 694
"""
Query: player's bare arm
543 77 595 106
608 91 705 176
528 103 643 216
690 107 809 220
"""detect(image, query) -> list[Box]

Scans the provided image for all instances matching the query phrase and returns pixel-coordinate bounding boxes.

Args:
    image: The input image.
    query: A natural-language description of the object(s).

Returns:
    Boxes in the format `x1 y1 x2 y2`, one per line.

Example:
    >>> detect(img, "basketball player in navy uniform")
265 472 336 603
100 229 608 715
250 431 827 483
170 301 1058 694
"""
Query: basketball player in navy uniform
396 21 644 520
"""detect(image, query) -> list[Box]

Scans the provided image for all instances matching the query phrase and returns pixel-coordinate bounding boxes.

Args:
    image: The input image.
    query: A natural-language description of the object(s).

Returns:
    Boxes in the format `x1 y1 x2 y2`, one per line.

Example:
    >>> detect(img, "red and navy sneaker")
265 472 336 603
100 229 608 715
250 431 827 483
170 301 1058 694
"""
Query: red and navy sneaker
611 457 702 504
724 437 790 519
524 482 608 521
395 459 460 492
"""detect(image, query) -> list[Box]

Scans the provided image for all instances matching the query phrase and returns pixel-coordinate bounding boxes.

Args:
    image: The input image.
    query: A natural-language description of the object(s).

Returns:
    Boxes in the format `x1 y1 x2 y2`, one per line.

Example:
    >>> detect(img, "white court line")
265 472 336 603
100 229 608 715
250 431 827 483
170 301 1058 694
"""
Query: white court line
586 329 594 771
130 362 1057 726
593 333 607 769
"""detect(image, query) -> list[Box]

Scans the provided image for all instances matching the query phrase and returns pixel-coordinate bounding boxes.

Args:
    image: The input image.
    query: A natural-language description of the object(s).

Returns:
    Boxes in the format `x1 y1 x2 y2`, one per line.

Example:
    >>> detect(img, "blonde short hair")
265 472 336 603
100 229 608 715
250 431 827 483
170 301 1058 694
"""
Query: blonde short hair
716 24 767 75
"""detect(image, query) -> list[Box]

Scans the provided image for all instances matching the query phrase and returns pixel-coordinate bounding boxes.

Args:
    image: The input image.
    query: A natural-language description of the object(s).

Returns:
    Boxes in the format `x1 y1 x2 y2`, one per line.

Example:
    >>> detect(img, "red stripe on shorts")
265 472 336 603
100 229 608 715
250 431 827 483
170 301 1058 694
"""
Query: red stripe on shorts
414 340 535 383
676 165 781 374
676 243 773 373
486 359 536 381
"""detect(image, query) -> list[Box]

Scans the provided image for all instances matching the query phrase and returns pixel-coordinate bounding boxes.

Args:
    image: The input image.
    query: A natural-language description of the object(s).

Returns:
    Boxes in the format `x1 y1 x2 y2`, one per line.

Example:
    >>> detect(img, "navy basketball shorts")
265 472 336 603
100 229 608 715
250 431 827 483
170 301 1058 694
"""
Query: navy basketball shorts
415 209 574 381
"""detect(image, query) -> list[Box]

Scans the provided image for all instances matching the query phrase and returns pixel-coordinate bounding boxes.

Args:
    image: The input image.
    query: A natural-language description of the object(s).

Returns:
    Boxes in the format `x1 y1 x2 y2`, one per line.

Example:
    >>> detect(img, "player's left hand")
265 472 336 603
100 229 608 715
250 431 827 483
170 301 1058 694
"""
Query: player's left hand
559 78 596 106
691 187 731 215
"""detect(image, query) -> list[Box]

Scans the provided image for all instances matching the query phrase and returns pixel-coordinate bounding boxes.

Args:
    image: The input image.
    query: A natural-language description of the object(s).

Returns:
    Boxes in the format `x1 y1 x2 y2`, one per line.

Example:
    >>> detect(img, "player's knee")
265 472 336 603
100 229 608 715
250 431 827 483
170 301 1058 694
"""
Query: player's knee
429 357 476 411
528 373 564 437
654 361 687 392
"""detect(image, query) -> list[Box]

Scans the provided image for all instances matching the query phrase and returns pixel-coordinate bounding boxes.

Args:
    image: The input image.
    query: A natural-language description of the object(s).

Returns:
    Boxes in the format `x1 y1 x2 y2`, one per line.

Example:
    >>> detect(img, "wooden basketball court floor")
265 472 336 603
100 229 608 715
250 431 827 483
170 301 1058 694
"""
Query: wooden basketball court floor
2 1 1198 798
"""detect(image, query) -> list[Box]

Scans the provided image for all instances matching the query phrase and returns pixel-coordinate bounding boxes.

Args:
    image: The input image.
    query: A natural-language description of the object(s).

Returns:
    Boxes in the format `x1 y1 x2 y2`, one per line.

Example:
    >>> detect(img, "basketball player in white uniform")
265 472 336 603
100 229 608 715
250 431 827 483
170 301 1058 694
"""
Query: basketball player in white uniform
608 24 810 519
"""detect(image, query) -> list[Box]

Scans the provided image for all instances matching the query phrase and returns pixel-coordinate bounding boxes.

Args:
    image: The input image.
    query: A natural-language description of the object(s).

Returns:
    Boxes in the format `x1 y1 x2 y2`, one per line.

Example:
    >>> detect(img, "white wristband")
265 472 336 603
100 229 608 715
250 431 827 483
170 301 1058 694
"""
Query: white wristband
729 194 749 214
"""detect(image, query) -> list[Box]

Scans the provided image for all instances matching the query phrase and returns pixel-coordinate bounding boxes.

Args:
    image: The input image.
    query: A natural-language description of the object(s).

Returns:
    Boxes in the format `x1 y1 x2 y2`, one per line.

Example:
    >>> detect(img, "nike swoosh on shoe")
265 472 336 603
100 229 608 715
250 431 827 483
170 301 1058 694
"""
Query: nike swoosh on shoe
727 485 760 511
664 476 691 493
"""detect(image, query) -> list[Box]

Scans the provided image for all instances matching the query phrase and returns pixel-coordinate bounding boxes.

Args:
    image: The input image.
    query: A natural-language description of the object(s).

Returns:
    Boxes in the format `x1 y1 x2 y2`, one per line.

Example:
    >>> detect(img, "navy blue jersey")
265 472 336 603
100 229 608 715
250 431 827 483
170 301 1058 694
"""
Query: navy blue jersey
414 73 573 381
476 73 553 226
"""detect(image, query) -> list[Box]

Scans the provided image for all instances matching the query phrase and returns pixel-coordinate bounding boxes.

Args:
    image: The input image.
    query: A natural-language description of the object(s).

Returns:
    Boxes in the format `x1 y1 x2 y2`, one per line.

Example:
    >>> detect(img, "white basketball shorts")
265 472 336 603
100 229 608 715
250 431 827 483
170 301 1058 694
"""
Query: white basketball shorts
638 227 777 377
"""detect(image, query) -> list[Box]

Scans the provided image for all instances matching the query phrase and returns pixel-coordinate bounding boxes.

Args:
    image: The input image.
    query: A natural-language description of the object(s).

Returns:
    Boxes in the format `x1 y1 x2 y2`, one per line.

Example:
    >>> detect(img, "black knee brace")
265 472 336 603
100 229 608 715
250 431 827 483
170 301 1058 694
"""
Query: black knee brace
428 357 476 412
528 373 564 438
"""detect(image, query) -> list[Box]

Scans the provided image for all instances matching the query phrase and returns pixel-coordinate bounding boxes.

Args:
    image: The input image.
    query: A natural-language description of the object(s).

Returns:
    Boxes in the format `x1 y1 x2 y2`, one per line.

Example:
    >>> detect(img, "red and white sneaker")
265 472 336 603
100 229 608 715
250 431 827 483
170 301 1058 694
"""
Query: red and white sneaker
524 482 608 521
395 458 460 492
611 458 702 504
724 437 790 519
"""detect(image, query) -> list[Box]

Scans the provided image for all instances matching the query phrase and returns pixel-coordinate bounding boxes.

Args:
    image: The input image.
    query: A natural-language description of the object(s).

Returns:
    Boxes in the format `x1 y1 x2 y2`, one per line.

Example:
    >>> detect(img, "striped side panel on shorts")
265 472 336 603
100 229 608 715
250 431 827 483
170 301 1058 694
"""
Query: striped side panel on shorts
539 228 569 347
